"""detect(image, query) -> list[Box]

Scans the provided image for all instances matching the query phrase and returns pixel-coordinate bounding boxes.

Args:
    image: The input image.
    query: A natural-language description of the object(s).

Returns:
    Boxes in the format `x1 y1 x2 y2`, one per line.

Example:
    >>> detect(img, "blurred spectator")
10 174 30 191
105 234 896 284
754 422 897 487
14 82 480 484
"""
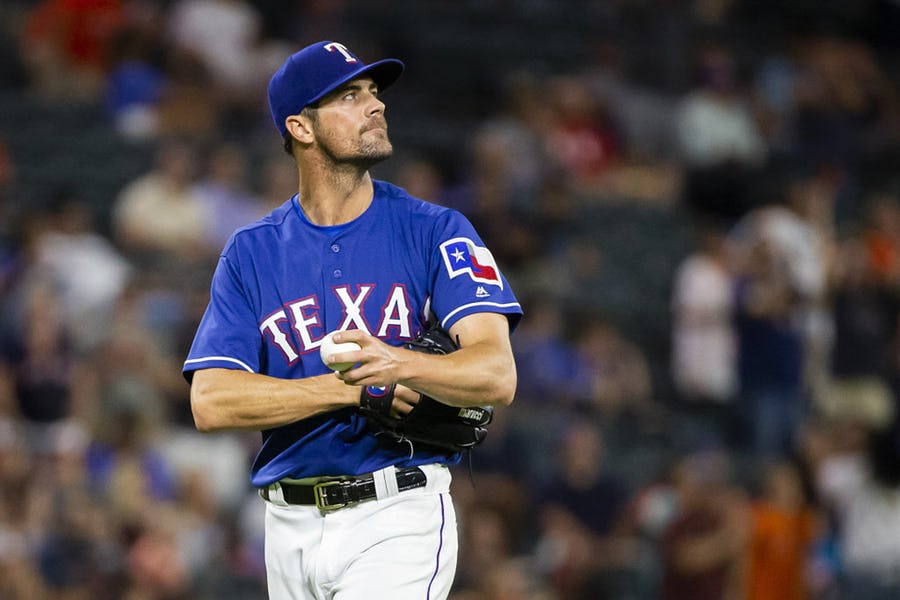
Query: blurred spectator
193 141 266 251
745 460 822 600
20 416 121 598
659 448 749 600
0 418 47 599
85 400 178 522
202 497 268 598
451 472 532 596
153 48 221 141
166 0 260 85
104 23 167 140
87 283 190 427
453 505 517 595
862 189 900 288
728 168 837 428
812 420 900 599
730 216 807 458
0 278 93 461
778 168 838 402
111 136 210 262
165 0 276 113
752 29 806 158
580 42 685 204
509 297 578 407
20 0 126 100
27 189 132 353
621 462 681 598
35 475 112 597
676 42 768 224
121 515 192 598
670 219 738 446
822 228 899 429
167 468 229 584
583 40 677 163
570 316 658 429
467 70 554 215
544 75 621 194
532 421 638 599
515 235 606 334
792 35 894 172
157 427 255 515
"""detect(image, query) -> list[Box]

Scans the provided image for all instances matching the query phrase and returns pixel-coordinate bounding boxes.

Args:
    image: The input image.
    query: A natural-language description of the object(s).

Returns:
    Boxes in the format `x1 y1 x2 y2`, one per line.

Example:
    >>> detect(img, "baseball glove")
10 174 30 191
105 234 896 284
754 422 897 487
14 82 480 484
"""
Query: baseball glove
359 325 493 453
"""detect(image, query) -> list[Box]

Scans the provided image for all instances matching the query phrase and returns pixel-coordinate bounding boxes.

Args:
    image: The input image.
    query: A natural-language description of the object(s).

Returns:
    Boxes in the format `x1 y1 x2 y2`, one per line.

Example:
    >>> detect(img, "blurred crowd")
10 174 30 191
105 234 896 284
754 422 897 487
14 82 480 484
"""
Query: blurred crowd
1 1 900 599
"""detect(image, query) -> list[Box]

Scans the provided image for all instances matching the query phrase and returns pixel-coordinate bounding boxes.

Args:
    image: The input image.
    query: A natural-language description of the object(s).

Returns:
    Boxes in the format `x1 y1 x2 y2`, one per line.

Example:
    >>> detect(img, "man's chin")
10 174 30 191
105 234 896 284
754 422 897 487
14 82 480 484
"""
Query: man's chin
357 143 393 167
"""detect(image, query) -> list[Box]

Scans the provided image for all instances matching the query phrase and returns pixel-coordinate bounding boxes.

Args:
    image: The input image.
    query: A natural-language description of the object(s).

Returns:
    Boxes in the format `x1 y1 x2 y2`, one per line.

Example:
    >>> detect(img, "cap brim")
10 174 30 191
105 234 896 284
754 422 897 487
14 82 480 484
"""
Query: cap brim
308 58 405 107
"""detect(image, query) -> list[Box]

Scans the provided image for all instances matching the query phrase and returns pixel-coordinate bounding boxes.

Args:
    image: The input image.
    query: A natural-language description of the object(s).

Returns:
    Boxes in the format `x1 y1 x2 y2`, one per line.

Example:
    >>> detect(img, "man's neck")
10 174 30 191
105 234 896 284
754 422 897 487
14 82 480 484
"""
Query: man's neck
297 160 375 226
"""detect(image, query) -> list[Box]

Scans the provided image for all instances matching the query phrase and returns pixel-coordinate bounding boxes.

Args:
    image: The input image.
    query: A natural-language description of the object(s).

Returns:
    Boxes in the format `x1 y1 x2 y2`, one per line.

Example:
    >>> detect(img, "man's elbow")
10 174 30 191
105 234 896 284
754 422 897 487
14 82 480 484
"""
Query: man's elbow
190 382 224 433
191 400 218 433
492 368 517 407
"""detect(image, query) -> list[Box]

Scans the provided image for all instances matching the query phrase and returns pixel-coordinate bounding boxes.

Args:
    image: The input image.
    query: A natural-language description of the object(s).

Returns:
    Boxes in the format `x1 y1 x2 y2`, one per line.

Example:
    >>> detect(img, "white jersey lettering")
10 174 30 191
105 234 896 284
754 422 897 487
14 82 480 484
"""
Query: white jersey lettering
259 310 299 362
288 296 323 351
334 285 374 334
377 285 412 338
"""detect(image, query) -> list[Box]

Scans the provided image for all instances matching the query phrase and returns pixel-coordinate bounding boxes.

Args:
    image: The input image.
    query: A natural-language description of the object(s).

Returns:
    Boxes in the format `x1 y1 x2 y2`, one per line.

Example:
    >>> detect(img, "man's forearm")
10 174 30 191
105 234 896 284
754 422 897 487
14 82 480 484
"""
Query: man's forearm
398 341 517 408
190 368 359 432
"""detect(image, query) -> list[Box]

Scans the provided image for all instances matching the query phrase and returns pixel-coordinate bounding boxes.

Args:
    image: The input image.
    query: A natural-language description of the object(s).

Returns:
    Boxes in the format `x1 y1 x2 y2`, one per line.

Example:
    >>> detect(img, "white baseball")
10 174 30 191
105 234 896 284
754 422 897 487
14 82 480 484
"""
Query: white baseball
320 331 361 372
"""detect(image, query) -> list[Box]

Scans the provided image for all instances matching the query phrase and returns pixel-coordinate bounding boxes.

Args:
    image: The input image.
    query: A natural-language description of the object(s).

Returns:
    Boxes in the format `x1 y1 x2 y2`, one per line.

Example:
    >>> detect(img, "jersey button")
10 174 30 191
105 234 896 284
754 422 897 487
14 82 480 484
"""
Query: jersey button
333 269 342 278
330 244 340 253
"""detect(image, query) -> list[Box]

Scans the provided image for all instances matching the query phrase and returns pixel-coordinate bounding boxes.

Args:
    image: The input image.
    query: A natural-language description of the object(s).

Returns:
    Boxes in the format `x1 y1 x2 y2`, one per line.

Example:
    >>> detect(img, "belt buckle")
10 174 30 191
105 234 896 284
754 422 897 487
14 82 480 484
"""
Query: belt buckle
313 480 348 512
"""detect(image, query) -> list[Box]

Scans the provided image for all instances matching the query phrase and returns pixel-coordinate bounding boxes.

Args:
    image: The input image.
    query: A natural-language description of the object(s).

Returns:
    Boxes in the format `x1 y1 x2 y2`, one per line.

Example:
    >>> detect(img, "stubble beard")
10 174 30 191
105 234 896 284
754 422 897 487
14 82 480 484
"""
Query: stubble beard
318 123 394 171
356 130 393 168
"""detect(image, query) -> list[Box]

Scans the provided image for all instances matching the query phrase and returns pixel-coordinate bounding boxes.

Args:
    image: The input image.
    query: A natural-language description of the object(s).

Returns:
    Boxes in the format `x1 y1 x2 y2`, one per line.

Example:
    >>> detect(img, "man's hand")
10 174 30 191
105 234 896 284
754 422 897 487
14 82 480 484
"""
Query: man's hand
341 324 494 453
326 330 419 416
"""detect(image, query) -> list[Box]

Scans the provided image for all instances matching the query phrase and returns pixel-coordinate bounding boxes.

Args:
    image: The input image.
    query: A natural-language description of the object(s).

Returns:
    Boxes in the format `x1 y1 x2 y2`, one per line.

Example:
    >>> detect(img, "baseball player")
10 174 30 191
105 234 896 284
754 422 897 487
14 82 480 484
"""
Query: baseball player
183 40 522 600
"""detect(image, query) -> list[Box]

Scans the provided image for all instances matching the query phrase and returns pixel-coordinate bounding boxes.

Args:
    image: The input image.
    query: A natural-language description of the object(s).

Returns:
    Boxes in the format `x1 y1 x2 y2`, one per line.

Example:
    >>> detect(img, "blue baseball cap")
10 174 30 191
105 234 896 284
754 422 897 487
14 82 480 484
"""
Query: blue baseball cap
268 41 405 137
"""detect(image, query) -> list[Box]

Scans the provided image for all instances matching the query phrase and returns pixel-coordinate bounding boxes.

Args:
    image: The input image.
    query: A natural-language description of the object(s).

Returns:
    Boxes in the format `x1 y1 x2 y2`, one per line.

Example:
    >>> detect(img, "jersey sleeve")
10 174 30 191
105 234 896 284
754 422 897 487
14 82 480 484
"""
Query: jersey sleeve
428 210 522 332
182 254 262 381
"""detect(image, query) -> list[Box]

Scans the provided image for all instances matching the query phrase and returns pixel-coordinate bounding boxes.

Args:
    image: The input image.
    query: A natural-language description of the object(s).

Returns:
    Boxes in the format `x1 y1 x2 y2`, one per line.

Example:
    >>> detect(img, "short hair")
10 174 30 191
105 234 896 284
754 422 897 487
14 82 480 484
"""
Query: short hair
282 105 319 156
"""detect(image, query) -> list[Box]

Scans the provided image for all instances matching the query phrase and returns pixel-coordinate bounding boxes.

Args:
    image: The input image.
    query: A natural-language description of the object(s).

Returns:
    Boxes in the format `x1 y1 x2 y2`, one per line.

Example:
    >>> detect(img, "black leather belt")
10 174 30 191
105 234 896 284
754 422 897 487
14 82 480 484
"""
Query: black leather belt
260 466 427 511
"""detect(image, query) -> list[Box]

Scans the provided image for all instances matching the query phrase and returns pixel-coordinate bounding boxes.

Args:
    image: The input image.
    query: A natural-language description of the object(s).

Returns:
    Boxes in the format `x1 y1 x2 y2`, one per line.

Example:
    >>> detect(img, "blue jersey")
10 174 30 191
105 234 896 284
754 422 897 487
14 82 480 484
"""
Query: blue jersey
183 180 522 487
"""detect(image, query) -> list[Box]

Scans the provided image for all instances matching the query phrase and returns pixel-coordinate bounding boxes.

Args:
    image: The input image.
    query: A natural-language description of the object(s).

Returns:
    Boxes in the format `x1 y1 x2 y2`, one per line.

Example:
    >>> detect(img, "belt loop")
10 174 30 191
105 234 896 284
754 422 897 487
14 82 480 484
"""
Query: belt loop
261 481 288 506
372 465 400 500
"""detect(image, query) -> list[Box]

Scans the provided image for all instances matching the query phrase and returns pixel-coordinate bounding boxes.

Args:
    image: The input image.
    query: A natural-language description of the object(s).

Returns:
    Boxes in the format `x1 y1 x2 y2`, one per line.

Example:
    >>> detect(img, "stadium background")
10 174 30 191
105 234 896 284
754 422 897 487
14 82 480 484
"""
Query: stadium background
0 1 899 598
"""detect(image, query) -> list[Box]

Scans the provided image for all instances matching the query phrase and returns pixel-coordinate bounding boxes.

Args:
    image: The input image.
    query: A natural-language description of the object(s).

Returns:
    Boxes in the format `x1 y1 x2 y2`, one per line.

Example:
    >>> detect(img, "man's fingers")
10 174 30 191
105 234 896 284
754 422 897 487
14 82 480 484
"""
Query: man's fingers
393 385 420 416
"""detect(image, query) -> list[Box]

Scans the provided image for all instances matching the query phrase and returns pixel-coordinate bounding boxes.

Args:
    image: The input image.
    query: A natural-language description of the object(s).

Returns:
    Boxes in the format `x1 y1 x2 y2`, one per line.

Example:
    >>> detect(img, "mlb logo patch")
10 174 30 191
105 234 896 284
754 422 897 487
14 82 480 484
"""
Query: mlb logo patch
440 237 503 289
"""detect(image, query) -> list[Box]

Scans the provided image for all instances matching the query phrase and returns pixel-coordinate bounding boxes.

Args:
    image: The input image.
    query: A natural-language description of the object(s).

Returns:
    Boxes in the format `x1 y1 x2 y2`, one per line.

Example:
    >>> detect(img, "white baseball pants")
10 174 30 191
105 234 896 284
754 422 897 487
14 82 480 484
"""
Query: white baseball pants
262 463 458 600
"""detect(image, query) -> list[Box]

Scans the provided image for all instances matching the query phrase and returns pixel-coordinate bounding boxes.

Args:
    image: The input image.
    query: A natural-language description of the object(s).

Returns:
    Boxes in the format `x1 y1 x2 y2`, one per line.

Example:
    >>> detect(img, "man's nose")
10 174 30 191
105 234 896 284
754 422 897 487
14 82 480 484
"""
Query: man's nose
366 93 386 115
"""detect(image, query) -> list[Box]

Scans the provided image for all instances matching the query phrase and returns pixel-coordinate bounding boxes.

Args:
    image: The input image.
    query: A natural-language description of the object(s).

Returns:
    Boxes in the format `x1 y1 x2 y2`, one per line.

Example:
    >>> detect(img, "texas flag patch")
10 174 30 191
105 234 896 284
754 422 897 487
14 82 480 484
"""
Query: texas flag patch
440 237 503 289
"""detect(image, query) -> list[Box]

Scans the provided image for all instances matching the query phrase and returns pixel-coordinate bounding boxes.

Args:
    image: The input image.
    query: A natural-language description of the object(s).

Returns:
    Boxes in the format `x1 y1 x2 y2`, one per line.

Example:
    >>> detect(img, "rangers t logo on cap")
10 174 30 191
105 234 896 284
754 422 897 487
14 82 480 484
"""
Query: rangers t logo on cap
323 42 358 63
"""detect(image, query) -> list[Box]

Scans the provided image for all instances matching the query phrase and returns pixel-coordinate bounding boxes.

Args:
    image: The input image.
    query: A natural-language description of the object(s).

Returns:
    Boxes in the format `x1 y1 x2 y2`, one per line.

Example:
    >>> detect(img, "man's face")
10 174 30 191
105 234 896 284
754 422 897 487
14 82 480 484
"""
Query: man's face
309 76 393 168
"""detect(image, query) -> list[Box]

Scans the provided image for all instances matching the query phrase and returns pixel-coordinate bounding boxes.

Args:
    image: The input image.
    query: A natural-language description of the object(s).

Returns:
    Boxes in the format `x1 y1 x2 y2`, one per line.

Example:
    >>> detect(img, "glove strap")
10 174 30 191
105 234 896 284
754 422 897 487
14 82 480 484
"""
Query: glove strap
359 384 396 416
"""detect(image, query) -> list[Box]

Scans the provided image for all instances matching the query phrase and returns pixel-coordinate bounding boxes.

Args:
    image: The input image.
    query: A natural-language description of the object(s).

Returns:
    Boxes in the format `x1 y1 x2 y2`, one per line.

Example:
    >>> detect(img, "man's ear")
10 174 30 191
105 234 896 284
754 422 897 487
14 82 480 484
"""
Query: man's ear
285 114 314 145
